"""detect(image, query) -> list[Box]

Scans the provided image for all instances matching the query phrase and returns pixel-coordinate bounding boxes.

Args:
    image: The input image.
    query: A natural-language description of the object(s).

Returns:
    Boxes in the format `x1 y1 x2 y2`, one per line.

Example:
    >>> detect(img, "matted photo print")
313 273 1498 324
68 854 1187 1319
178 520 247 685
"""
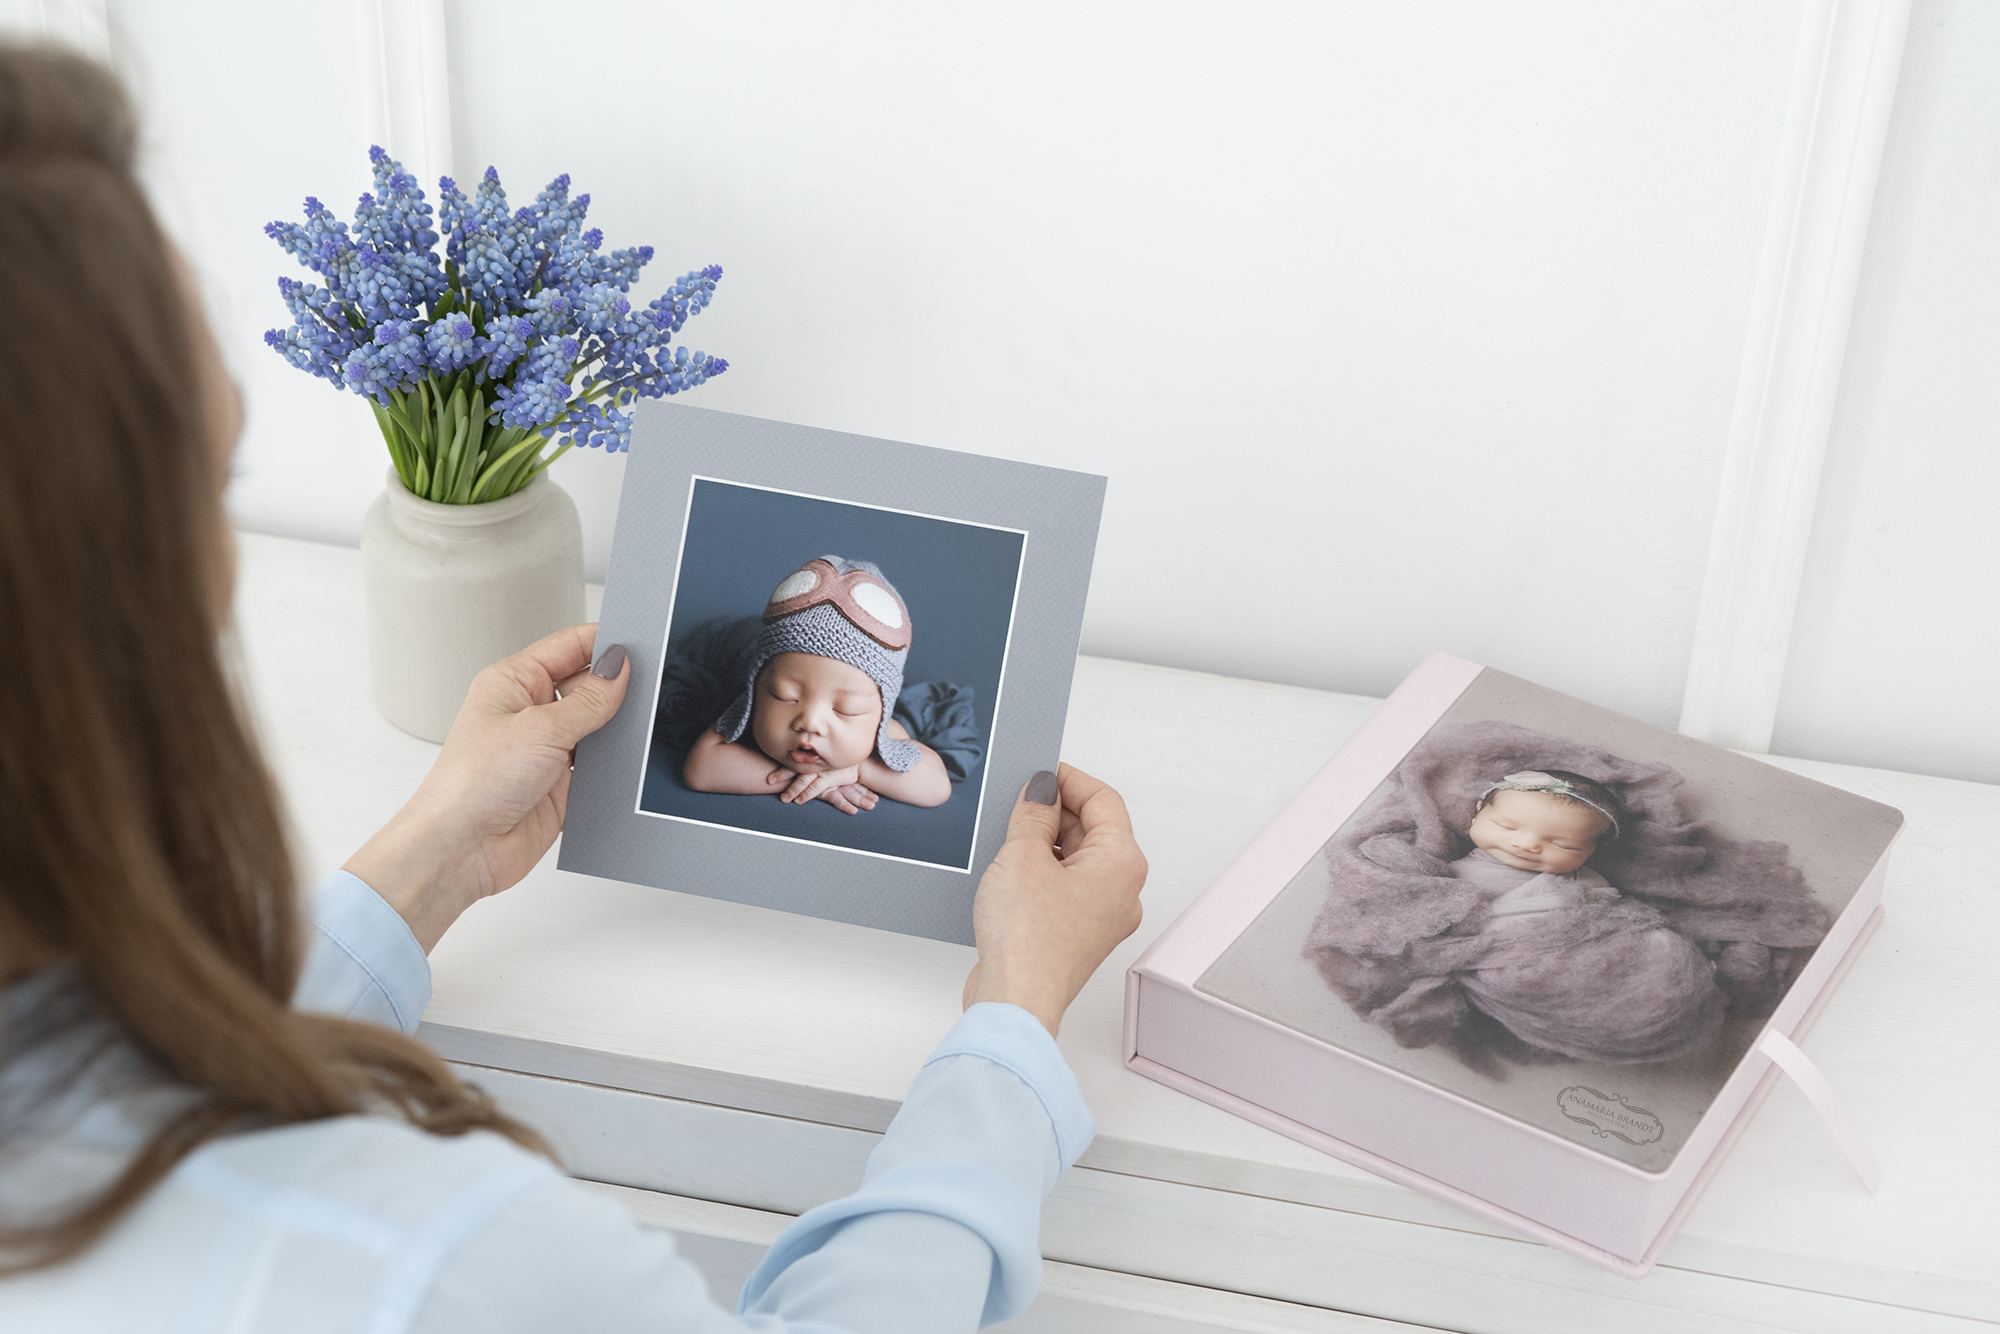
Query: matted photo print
640 479 1021 871
1195 665 1904 1171
562 403 1105 944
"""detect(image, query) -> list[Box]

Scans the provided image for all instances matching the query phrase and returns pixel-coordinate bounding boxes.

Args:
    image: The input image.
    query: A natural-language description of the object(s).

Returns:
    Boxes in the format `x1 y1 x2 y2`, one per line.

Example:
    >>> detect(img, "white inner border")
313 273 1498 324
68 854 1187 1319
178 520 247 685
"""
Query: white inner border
631 474 1030 874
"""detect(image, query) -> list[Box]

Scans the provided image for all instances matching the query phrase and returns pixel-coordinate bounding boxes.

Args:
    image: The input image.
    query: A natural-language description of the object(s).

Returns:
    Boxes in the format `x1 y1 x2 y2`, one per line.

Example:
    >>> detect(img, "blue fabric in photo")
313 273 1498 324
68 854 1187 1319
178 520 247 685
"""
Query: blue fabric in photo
894 681 984 784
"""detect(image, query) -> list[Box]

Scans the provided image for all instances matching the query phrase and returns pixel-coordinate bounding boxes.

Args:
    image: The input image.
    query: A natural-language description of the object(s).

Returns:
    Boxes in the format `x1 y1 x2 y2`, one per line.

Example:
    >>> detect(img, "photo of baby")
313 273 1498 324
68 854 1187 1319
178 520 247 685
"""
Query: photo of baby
1192 666 1902 1170
638 478 1024 871
1302 725 1828 1076
1437 770 1725 1065
682 556 954 813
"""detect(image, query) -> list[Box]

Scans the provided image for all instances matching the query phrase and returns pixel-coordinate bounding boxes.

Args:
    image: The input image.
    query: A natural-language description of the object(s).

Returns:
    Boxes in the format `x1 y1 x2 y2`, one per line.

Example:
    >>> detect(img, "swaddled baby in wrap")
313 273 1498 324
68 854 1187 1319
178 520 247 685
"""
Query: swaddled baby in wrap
1306 722 1829 1072
1435 770 1723 1064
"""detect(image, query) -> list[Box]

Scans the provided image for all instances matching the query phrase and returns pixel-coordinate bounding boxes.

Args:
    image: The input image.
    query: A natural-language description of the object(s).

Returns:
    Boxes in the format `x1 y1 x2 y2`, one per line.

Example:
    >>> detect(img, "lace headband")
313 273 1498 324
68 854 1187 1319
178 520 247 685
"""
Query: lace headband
1477 770 1621 838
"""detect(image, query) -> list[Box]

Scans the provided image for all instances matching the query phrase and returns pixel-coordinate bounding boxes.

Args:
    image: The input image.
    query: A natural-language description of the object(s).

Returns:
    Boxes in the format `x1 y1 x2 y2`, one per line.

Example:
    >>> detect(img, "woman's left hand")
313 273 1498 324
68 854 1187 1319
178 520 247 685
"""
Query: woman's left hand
344 625 630 952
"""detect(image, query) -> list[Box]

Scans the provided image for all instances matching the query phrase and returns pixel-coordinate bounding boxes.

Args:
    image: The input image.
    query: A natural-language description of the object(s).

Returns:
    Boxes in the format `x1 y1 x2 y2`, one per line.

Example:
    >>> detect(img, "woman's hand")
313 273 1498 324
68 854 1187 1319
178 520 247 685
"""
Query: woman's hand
343 625 630 952
962 764 1148 1038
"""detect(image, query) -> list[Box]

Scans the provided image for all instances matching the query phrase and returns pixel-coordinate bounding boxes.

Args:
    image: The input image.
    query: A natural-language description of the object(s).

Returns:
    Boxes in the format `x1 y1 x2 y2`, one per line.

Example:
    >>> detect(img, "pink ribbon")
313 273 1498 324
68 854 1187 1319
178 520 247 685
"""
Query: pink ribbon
1756 1028 1879 1194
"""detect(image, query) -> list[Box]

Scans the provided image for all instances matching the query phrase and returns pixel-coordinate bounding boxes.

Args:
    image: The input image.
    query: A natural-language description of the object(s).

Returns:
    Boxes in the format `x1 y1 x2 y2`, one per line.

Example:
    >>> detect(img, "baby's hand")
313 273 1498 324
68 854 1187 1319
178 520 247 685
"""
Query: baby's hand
780 764 864 806
820 782 878 815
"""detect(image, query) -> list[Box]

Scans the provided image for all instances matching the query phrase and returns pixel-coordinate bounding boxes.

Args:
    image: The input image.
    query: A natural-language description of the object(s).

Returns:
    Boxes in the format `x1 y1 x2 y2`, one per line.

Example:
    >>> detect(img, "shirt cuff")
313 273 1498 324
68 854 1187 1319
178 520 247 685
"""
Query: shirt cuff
927 1002 1096 1174
294 870 432 1035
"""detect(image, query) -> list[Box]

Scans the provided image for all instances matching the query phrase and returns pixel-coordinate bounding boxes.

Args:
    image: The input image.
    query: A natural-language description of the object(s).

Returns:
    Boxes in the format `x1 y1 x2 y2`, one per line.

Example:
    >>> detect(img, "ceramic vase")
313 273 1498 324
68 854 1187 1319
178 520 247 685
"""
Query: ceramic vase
360 468 585 742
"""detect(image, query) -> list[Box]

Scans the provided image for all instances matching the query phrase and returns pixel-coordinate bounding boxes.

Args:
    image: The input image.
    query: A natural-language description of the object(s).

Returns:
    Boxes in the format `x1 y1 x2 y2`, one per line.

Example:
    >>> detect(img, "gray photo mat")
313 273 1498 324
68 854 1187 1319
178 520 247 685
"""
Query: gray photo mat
1196 667 1903 1173
561 403 1106 944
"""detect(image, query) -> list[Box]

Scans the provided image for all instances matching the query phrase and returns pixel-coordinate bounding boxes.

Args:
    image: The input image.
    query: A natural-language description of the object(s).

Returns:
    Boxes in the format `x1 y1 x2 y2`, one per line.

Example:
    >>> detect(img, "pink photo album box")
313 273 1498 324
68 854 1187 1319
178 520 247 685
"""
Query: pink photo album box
1123 653 1901 1277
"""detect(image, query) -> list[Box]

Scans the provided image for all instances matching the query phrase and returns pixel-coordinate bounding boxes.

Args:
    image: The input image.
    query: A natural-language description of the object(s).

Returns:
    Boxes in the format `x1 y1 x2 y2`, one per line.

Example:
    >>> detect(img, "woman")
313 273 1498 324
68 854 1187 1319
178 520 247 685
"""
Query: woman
0 45 1146 1331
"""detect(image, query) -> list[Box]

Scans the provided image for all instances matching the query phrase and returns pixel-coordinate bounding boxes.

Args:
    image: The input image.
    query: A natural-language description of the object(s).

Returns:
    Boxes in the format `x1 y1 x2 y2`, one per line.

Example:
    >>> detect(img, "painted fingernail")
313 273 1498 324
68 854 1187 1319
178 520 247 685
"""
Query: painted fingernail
1026 769 1058 806
592 644 627 680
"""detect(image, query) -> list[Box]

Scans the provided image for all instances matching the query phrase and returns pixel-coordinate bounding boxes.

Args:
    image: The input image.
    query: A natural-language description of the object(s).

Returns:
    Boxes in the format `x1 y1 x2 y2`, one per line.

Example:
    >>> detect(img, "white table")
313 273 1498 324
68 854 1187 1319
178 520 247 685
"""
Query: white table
235 532 1998 1333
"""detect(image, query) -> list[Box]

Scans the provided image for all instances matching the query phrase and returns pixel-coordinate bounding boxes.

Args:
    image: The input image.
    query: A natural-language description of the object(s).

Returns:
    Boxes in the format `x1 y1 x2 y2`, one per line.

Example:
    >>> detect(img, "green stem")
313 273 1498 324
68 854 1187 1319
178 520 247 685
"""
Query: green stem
502 431 551 496
517 441 572 488
467 431 534 502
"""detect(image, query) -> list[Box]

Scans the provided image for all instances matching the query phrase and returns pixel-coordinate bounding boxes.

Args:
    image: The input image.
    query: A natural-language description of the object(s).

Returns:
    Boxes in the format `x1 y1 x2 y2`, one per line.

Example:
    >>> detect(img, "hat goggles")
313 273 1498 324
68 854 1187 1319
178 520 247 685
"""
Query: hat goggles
763 557 911 651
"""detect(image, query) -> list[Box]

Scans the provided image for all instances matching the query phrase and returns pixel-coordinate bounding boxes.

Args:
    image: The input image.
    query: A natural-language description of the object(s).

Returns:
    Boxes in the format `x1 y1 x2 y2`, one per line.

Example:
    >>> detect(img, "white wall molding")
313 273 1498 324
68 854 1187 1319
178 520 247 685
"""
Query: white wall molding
1678 0 1910 751
351 0 452 191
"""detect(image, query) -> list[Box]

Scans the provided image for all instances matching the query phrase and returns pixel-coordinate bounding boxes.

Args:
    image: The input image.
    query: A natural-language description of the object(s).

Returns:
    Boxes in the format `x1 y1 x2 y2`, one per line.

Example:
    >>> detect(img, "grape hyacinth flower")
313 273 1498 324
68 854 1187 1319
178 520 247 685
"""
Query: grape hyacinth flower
264 147 727 503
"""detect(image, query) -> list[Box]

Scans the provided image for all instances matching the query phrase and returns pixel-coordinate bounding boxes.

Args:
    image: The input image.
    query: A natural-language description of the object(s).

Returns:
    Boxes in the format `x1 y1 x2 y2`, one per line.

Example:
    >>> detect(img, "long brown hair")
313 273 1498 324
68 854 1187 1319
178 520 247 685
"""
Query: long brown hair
0 44 543 1274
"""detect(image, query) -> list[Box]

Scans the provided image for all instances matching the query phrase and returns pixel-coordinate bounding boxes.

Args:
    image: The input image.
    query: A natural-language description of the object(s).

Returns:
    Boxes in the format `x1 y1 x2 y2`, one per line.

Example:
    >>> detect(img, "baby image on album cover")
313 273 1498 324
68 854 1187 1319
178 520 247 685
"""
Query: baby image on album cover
1301 728 1825 1075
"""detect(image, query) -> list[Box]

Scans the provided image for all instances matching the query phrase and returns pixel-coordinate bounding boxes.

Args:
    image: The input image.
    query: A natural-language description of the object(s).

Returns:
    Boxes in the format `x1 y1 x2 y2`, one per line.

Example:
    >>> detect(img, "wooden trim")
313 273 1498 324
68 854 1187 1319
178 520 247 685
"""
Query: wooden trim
1679 0 1911 751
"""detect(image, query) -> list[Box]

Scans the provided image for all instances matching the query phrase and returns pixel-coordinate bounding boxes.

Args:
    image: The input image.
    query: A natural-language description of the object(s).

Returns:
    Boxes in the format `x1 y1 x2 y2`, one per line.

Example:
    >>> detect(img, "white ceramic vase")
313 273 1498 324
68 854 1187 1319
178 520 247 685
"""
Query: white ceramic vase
360 468 585 742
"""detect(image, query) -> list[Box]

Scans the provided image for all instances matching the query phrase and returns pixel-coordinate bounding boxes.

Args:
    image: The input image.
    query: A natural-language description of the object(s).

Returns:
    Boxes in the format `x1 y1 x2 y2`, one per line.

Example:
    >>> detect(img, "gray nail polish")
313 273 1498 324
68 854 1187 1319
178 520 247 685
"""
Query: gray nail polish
1025 769 1058 805
592 644 627 680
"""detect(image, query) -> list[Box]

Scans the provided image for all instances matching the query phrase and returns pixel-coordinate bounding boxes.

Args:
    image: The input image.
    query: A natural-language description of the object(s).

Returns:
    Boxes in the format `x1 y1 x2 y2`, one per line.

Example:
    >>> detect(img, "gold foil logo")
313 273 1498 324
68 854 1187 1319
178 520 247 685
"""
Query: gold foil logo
1556 1086 1664 1146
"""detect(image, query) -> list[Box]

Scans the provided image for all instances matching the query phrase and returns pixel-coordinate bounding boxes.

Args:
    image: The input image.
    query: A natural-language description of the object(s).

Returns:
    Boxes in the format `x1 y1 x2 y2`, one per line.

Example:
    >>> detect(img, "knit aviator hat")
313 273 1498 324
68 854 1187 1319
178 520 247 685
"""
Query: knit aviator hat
716 556 923 772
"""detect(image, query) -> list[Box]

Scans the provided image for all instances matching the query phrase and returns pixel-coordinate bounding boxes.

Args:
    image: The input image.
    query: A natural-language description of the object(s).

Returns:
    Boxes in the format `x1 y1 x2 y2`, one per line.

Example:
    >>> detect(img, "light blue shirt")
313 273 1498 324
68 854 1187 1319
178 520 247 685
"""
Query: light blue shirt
0 871 1094 1332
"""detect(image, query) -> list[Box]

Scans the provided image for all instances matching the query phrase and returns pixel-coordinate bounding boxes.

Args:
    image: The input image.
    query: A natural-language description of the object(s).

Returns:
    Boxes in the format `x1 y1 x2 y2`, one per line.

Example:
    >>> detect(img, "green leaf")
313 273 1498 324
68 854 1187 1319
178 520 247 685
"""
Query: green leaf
468 431 539 502
378 401 433 492
446 412 474 503
429 377 453 501
446 409 475 502
463 387 490 493
498 430 548 495
370 401 414 491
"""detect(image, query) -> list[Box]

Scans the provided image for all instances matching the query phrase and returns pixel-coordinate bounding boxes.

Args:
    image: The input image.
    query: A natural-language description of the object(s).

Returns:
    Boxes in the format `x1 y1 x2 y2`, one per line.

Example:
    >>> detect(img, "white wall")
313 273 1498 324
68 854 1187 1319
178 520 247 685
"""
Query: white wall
90 2 1997 779
111 3 381 535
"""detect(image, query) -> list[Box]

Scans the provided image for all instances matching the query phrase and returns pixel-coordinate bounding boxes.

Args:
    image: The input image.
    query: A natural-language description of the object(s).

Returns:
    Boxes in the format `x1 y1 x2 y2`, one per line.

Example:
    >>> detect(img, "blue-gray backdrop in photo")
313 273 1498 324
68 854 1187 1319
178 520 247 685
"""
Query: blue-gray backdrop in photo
560 403 1105 945
640 479 1024 868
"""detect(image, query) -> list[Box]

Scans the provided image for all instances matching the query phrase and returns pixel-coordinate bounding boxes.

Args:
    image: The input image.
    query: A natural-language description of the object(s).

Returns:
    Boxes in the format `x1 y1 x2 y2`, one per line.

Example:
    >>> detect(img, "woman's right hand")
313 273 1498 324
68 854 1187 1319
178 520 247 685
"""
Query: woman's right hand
962 764 1148 1038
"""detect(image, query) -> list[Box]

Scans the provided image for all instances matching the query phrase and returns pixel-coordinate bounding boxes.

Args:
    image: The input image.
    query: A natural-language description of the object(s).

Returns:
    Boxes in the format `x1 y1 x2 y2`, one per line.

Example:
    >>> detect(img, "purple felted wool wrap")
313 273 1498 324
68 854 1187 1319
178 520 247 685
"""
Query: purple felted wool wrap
1303 720 1829 1070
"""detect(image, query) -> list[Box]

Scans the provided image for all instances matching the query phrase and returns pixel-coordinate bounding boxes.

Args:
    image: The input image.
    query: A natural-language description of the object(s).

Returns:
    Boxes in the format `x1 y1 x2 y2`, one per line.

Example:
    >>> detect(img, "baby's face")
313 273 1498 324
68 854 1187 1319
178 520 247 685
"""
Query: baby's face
750 652 882 773
1468 789 1608 874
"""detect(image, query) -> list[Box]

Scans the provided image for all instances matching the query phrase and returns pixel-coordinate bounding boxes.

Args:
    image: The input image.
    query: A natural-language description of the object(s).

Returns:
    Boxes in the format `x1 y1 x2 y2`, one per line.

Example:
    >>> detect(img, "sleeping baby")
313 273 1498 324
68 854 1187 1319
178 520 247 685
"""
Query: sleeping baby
683 556 952 814
1452 769 1624 916
1436 770 1725 1063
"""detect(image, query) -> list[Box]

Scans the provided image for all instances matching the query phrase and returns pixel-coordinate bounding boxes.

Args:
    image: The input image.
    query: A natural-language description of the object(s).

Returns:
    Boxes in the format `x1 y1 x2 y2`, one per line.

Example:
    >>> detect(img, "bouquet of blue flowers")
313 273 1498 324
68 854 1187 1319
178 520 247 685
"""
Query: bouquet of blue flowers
265 147 728 504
